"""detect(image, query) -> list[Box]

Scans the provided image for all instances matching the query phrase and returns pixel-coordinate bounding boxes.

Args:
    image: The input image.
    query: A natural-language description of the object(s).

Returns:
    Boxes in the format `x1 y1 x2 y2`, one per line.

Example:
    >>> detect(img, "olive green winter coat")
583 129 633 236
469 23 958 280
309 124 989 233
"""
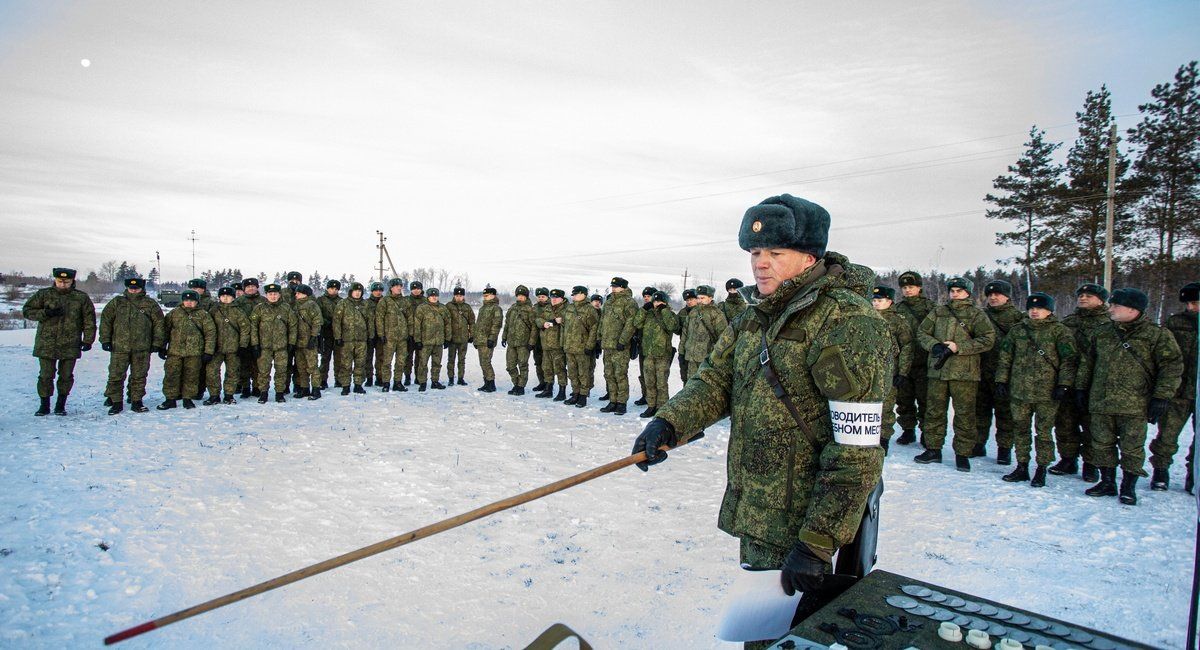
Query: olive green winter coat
720 292 748 322
447 301 476 343
294 298 323 348
878 306 913 378
22 286 97 359
917 299 996 381
99 290 164 353
537 302 568 349
376 294 412 343
1165 311 1197 401
635 304 680 357
413 301 452 345
683 303 728 363
980 302 1025 382
333 296 374 342
1075 314 1184 416
316 293 342 338
561 300 599 354
502 301 538 347
163 305 216 357
250 301 298 350
207 302 251 354
995 315 1078 402
475 299 503 345
599 291 639 350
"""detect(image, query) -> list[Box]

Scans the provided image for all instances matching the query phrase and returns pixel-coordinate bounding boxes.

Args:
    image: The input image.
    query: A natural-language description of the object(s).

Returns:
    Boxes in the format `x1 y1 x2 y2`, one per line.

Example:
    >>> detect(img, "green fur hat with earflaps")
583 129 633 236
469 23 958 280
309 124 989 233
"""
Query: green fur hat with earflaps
738 194 830 257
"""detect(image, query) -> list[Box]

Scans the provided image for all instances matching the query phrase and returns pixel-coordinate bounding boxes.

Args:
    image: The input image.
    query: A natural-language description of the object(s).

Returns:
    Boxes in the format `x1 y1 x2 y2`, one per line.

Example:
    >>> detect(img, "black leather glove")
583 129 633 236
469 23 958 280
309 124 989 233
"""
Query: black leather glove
287 345 296 354
632 418 677 471
335 339 344 348
407 336 415 346
1052 385 1070 402
202 353 213 364
102 342 113 352
780 543 830 596
80 342 92 352
592 347 602 360
616 343 626 352
1074 389 1088 411
930 342 948 357
892 375 911 390
414 342 423 350
501 340 507 347
44 306 65 318
306 337 318 350
443 342 450 350
253 345 263 358
994 383 1009 400
158 348 168 360
1148 398 1171 424
527 345 534 352
468 336 474 344
487 339 495 348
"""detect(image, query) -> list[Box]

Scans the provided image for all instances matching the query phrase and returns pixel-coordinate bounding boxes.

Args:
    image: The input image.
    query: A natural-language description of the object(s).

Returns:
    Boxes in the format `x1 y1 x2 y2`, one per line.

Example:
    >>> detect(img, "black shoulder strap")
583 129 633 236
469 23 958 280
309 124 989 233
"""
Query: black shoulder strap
1116 327 1155 379
759 329 818 446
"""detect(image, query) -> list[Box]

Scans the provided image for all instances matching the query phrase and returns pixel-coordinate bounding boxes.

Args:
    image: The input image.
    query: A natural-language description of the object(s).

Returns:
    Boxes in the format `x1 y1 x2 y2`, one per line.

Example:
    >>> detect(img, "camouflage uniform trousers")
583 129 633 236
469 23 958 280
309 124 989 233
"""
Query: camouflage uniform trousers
923 379 978 457
295 346 320 391
377 340 408 385
566 353 593 396
477 344 498 381
205 353 240 397
373 340 390 384
637 352 646 399
976 378 1014 451
37 358 77 398
895 364 928 432
880 385 898 444
1011 400 1058 466
446 342 469 381
237 350 261 392
1054 400 1095 464
542 348 567 389
642 355 671 408
363 340 378 384
257 349 290 395
602 348 632 403
740 537 791 650
1090 414 1149 477
106 352 152 402
532 343 545 384
678 357 690 384
337 341 369 387
319 337 341 387
404 345 418 382
163 356 203 400
506 345 532 388
1149 398 1197 470
417 345 444 384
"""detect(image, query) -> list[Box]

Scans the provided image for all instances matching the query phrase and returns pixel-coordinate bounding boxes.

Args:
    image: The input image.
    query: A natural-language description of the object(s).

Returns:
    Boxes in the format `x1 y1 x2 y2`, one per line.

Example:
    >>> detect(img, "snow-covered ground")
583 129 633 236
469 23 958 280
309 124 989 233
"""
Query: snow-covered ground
0 327 1193 648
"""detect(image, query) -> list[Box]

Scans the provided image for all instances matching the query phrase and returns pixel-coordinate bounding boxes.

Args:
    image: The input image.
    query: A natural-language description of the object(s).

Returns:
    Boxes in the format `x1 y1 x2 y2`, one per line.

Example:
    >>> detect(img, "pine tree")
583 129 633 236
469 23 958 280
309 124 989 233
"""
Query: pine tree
1127 61 1200 307
985 126 1064 292
1040 86 1134 285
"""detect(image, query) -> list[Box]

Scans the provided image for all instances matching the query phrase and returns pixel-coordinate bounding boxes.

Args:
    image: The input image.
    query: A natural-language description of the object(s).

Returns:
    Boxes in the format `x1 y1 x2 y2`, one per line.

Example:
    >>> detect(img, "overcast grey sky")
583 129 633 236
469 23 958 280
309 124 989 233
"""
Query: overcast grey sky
1 1 1196 292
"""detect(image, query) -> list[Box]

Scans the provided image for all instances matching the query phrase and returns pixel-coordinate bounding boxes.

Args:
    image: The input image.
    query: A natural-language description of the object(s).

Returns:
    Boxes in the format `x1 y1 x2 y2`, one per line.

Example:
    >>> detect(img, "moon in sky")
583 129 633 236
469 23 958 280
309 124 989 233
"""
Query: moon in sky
80 59 90 67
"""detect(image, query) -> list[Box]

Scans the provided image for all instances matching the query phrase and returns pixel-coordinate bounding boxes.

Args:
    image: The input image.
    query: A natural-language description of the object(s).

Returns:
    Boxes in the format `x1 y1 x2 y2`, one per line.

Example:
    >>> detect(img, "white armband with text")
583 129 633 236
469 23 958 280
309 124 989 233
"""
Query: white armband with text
829 400 883 446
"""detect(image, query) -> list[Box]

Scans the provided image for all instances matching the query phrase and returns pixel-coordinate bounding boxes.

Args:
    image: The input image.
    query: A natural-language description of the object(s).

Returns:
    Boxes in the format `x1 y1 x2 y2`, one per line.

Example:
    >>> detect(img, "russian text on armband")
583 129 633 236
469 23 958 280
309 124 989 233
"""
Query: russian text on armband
829 400 882 446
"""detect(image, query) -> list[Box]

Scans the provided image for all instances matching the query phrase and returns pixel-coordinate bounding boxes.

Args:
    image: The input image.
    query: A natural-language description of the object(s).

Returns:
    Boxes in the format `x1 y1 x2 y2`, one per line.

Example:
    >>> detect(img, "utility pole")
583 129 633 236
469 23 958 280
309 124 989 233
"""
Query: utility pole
188 230 198 279
376 230 386 282
1103 122 1117 294
681 268 689 292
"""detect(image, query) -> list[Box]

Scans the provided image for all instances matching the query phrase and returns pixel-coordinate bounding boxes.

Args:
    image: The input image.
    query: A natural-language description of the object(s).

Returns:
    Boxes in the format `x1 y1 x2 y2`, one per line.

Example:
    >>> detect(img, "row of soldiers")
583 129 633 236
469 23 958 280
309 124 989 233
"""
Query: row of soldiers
872 272 1196 506
21 268 752 419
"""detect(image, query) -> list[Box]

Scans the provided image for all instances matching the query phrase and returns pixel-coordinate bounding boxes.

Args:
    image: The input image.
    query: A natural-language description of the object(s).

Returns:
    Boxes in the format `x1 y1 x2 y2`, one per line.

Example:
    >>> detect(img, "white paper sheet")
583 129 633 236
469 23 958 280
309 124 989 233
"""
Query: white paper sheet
715 565 803 642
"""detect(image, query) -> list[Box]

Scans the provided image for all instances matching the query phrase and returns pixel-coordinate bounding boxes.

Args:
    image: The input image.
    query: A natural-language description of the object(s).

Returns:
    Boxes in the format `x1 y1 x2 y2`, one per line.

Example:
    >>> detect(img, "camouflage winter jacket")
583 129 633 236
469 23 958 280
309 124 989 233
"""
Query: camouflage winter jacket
533 300 553 349
895 293 935 374
502 300 539 348
676 305 694 358
197 293 215 314
634 304 680 358
980 302 1025 382
365 296 383 340
720 292 748 323
995 315 1078 403
1062 305 1110 357
233 293 265 321
656 252 889 558
294 298 323 348
250 301 298 351
536 302 568 350
878 306 913 379
447 301 476 344
316 293 342 338
682 303 728 363
99 291 164 353
22 286 97 360
208 302 251 354
475 299 503 347
1165 311 1196 401
163 305 216 357
599 291 639 350
561 300 599 354
413 301 451 345
1076 314 1183 416
917 299 996 381
375 295 411 344
333 297 374 343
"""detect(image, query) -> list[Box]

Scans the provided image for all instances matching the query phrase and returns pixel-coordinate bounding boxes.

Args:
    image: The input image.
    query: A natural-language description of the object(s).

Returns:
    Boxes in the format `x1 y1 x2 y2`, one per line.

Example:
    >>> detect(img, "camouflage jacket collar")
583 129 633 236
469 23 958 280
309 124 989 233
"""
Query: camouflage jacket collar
947 298 976 313
724 292 747 307
986 302 1020 317
1114 313 1149 334
1076 305 1108 319
744 252 852 322
1027 314 1059 328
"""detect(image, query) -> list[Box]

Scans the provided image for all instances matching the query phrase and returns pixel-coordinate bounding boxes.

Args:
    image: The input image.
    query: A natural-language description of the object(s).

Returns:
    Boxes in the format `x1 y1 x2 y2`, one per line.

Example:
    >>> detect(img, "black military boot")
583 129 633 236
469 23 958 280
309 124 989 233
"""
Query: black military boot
634 396 648 406
446 374 454 386
599 392 610 401
251 388 262 398
914 448 942 464
553 386 566 401
485 380 497 393
574 396 587 408
955 455 971 472
1150 467 1169 491
532 381 547 393
1084 467 1118 497
996 447 1012 466
1002 462 1030 483
35 396 51 416
104 396 113 407
1119 472 1139 505
404 375 412 386
1047 456 1078 476
600 401 617 413
274 392 286 403
418 383 427 392
240 386 253 399
222 394 237 405
1081 462 1099 483
536 383 553 398
457 378 467 386
365 377 374 387
613 402 627 415
477 381 488 392
257 393 269 404
353 384 366 394
320 380 329 389
392 381 403 392
341 386 351 396
293 386 305 398
308 387 322 401
202 395 221 406
639 407 657 418
506 385 518 395
1030 465 1047 488
564 393 579 406
431 381 446 389
108 402 123 416
182 399 196 409
381 384 390 393
896 429 917 445
131 400 149 412
512 386 525 396
53 395 68 416
157 399 177 410
970 443 986 458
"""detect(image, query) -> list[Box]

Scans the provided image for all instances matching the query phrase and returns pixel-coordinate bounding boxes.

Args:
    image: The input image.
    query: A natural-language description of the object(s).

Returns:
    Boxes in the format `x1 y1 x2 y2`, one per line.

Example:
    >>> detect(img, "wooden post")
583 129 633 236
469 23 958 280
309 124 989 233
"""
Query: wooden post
1103 122 1117 293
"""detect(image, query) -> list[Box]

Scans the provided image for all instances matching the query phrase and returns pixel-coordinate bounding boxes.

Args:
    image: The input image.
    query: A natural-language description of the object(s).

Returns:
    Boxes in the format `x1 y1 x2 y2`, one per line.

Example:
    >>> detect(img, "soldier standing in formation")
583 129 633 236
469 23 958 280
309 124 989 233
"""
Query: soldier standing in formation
893 271 934 446
474 287 503 393
994 292 1078 488
363 282 385 387
292 284 323 400
281 271 304 392
634 290 679 418
633 286 656 407
412 287 451 391
535 288 569 400
502 285 538 395
1148 282 1199 491
720 277 747 322
375 278 411 393
333 282 373 394
203 286 249 405
316 279 342 389
1049 283 1111 481
446 287 475 386
676 288 698 382
976 280 1025 462
682 285 728 381
1076 288 1183 505
531 287 551 393
23 268 97 416
158 289 215 410
250 283 298 404
234 278 265 397
914 277 996 471
562 286 599 407
188 278 214 312
589 293 603 388
634 195 888 634
872 285 913 451
99 276 163 415
402 281 425 385
599 277 638 415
